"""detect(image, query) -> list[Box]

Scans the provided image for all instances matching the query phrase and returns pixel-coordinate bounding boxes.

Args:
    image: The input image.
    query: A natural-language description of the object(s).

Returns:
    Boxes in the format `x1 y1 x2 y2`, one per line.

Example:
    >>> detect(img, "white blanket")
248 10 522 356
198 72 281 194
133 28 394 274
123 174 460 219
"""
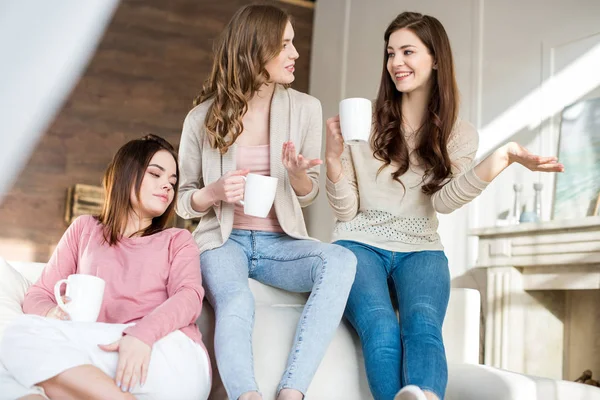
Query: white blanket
0 315 210 400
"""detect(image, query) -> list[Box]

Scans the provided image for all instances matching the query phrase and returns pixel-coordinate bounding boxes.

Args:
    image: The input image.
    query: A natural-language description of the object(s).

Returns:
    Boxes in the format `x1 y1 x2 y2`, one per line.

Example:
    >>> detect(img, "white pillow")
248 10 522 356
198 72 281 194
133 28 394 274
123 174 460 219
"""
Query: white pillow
0 257 31 338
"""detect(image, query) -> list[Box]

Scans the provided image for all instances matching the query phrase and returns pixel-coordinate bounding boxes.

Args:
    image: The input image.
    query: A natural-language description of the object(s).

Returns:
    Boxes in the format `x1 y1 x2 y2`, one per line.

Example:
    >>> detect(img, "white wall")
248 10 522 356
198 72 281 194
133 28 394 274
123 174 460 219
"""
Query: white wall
307 0 600 278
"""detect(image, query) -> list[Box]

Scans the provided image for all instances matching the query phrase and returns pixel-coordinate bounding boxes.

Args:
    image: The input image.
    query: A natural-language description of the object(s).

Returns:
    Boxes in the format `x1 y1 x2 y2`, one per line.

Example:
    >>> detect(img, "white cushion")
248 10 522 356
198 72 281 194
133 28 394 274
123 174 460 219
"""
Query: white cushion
0 257 31 337
447 363 537 400
252 306 371 399
530 374 600 400
197 289 371 399
6 260 46 284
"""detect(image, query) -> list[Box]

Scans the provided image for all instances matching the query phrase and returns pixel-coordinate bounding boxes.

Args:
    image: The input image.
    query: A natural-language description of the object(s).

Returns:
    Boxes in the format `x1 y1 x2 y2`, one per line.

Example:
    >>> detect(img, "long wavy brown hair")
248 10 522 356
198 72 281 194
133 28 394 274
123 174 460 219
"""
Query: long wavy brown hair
97 134 179 245
193 4 291 154
373 12 459 194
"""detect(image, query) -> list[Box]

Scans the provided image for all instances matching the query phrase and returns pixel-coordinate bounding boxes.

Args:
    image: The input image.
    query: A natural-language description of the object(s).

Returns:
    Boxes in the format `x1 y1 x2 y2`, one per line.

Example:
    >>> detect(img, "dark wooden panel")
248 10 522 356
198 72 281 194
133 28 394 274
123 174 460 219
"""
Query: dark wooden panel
0 0 314 262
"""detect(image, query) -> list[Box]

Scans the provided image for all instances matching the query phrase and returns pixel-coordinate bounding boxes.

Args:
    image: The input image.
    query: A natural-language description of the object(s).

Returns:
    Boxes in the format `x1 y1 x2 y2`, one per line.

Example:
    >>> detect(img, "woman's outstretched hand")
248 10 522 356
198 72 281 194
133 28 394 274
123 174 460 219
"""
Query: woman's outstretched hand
282 141 321 196
505 142 565 172
282 141 322 178
474 142 564 183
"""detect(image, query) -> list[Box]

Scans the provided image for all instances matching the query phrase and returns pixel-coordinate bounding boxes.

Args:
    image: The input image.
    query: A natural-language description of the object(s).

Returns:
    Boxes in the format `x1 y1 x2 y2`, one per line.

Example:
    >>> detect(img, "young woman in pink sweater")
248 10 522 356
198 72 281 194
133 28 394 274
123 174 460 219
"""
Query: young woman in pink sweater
0 135 210 400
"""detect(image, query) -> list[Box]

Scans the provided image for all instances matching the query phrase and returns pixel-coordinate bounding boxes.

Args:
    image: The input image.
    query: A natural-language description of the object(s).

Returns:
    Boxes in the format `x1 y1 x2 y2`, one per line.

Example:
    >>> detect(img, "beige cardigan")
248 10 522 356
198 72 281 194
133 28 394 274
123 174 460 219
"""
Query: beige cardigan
177 85 323 254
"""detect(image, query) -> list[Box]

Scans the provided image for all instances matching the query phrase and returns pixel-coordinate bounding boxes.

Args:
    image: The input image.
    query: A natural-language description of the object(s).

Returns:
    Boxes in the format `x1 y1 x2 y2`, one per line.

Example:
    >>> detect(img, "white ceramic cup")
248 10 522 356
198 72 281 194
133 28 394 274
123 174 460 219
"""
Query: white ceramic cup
239 173 278 218
339 97 372 144
53 274 105 322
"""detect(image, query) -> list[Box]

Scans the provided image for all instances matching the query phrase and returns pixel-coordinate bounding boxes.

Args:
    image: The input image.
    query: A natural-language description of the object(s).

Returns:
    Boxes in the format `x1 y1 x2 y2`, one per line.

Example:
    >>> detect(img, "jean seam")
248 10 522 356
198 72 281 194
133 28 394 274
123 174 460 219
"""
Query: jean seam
391 270 410 387
400 329 410 388
257 254 323 263
277 253 327 391
249 231 257 275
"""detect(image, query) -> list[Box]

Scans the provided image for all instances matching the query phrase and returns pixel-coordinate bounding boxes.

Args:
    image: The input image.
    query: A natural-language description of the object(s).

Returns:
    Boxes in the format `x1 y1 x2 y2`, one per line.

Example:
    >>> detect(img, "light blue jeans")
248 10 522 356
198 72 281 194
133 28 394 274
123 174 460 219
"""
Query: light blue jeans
201 230 357 399
335 240 450 400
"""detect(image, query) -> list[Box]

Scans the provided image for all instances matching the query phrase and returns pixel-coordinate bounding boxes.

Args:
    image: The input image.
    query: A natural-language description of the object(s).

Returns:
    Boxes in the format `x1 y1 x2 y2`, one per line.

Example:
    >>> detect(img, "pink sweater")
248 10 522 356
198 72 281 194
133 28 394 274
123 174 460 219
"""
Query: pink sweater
233 144 283 232
23 215 205 350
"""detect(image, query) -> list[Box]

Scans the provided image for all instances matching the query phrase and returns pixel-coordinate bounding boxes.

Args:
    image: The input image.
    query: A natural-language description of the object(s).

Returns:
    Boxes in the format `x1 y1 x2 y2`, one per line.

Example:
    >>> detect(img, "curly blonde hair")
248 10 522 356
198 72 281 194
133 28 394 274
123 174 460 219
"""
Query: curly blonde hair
194 4 291 154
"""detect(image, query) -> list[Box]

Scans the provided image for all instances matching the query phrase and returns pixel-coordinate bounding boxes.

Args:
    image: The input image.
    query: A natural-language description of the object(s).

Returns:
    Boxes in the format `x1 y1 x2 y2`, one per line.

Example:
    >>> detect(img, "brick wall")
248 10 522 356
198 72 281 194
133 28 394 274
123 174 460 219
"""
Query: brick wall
0 0 314 262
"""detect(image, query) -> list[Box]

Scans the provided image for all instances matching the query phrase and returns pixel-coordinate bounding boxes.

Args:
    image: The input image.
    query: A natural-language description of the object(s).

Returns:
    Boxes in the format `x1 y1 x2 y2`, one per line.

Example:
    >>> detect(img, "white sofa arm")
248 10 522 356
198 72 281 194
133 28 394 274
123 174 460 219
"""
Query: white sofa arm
447 363 537 400
443 288 481 364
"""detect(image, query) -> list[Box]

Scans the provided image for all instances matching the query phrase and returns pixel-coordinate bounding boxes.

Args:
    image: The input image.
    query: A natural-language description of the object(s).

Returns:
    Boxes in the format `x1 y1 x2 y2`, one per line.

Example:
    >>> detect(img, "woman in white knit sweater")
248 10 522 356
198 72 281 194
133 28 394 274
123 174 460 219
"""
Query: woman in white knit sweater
324 11 563 400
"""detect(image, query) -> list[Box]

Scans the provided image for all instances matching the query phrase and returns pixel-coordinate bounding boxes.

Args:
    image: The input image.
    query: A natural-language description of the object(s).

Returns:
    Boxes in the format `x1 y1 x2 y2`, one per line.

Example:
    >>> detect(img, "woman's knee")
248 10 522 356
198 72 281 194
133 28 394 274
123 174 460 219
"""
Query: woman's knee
321 244 357 283
401 303 445 338
210 285 255 321
348 307 399 340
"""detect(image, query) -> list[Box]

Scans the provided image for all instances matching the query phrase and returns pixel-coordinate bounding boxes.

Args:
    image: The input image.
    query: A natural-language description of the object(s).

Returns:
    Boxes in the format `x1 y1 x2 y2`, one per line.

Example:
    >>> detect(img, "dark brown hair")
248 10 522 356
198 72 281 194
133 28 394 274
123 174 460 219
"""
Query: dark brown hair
97 134 179 245
373 11 459 194
193 4 292 154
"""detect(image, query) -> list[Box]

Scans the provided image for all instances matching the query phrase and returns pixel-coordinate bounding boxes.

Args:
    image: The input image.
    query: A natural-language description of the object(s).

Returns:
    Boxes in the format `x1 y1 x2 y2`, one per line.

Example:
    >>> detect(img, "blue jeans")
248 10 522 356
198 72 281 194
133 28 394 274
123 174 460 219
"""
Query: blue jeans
335 240 450 400
201 230 357 399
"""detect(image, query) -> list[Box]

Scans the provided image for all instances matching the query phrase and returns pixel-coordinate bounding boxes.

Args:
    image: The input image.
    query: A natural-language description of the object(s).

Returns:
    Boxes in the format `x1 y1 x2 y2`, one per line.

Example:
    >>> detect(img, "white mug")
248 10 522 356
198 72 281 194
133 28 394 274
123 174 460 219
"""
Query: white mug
339 97 372 144
54 274 105 322
240 173 278 218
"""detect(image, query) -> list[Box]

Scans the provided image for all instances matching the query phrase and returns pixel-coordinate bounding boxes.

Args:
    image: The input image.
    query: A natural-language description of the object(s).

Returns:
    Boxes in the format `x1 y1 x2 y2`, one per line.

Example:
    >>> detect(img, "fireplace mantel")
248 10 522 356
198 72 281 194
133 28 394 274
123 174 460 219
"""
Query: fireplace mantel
470 217 600 380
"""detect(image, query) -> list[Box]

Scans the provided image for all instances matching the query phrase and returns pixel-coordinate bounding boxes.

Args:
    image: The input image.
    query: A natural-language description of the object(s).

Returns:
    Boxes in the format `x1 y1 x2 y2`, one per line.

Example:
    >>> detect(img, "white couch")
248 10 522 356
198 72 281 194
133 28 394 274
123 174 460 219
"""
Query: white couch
2 258 599 400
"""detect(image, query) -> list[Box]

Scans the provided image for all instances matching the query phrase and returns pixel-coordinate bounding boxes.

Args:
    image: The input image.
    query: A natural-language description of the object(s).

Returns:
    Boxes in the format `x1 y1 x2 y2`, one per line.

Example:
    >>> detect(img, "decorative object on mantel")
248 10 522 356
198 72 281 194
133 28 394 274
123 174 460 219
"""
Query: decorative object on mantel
575 370 600 387
519 208 539 223
519 183 543 223
533 182 543 219
510 183 523 225
552 96 600 220
64 184 104 225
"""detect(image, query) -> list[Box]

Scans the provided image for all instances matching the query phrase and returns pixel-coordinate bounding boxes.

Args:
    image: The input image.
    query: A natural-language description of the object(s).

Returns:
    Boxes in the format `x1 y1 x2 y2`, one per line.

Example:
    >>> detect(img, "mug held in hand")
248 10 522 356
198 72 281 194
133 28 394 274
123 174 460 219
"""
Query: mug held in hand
339 97 372 144
53 274 106 322
239 173 278 218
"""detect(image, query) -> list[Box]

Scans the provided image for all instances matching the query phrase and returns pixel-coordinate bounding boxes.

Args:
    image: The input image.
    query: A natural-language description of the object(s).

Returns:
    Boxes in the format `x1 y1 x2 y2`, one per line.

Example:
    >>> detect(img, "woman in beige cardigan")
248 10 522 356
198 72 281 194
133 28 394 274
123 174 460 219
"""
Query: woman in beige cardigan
176 5 356 400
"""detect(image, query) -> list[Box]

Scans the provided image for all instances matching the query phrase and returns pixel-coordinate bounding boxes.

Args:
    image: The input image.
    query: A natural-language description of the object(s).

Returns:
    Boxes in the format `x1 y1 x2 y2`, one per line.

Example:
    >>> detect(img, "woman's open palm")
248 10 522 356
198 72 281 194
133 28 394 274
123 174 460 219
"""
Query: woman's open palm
506 142 564 173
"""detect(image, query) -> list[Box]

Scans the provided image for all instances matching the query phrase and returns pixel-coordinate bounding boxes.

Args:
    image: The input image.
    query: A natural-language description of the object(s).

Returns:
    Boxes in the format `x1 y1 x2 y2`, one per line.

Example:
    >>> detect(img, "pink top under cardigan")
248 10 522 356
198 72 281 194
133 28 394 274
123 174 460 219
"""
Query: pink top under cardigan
232 144 283 233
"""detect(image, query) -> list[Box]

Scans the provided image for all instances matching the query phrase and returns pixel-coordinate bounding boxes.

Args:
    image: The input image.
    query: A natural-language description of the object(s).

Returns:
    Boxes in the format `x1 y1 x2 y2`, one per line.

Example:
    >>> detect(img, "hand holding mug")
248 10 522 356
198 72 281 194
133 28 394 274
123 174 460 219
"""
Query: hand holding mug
46 296 71 320
53 274 105 322
281 141 322 179
325 115 344 161
239 173 278 218
209 170 249 204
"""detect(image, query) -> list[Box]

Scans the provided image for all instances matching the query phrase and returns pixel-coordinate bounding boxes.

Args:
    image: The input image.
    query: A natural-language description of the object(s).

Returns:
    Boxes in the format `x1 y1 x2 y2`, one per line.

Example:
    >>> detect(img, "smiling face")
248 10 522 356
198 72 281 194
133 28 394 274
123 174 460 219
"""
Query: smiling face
386 28 436 95
264 21 299 84
130 149 178 220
